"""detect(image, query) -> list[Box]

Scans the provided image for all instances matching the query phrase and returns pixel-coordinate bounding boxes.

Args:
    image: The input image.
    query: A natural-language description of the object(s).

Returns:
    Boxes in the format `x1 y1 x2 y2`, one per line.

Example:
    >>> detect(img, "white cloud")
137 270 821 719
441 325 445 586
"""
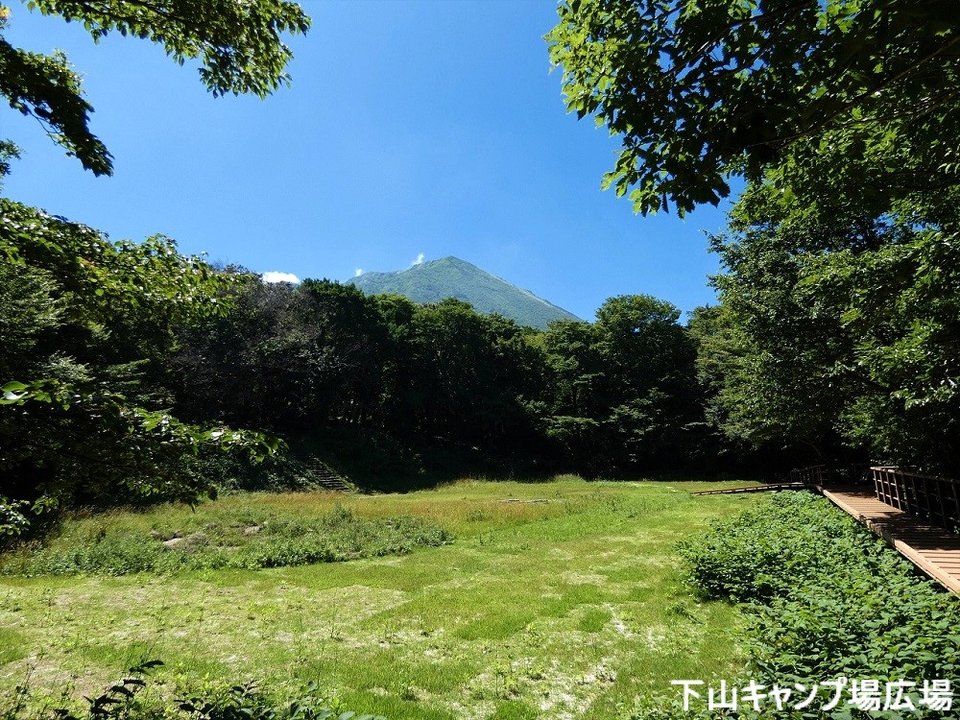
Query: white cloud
411 252 425 266
261 271 300 284
354 267 364 277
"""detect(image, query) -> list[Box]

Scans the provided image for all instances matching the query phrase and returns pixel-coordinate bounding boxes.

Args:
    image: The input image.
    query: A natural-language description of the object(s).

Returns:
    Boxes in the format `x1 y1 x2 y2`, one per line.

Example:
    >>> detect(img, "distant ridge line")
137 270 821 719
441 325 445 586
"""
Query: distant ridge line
347 256 581 330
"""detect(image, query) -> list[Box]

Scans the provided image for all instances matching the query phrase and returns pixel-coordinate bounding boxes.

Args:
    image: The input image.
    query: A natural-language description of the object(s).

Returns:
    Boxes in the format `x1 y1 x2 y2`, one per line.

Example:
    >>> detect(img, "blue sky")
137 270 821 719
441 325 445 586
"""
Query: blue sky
1 0 736 321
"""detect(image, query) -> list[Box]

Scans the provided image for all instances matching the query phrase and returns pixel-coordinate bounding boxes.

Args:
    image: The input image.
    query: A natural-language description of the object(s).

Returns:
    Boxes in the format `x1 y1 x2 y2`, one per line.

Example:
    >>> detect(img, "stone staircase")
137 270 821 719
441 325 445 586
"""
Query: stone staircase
304 457 351 492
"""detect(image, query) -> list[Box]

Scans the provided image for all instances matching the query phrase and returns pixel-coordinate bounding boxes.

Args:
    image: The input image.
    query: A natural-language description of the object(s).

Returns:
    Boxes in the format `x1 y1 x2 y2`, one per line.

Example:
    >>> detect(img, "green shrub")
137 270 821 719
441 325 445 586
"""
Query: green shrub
181 448 336 494
674 492 960 720
1 506 451 576
678 492 890 603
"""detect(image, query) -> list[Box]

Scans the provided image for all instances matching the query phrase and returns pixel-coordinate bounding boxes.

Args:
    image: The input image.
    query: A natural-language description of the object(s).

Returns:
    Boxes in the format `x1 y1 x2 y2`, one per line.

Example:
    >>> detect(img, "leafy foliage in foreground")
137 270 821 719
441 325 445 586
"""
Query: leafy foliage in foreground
0 199 279 544
548 0 960 216
1 505 451 576
0 0 309 176
5 659 383 720
676 492 960 719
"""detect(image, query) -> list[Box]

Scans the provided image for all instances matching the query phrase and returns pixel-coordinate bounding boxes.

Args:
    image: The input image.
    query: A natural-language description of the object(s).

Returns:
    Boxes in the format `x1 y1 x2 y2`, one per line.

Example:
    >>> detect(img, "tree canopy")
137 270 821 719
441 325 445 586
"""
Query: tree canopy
0 198 275 520
548 0 960 215
0 0 309 535
0 0 310 175
548 0 960 472
695 180 960 473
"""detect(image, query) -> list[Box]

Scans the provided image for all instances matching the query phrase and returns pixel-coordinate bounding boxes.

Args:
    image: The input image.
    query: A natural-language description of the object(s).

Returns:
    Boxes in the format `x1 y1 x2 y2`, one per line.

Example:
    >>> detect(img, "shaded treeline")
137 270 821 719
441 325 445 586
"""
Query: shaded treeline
171 279 706 479
0 197 710 531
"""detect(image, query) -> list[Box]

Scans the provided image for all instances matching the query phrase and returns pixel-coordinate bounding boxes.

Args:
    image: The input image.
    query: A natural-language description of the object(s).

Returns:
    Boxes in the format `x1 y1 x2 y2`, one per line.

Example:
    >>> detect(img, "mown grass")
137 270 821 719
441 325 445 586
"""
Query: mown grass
0 476 761 719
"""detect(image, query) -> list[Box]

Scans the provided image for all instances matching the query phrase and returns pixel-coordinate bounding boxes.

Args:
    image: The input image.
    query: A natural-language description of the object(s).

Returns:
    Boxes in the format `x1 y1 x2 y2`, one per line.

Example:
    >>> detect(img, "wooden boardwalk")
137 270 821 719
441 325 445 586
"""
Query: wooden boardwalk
692 482 810 496
819 486 960 594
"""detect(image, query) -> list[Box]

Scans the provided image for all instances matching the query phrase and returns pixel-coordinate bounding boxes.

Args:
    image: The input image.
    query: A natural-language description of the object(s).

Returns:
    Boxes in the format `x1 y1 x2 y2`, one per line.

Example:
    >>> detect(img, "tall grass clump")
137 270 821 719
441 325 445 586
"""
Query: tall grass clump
1 505 451 576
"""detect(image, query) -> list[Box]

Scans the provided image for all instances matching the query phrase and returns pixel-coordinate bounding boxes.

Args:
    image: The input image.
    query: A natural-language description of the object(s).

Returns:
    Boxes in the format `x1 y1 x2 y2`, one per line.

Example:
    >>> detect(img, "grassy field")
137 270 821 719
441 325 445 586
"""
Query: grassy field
0 476 761 719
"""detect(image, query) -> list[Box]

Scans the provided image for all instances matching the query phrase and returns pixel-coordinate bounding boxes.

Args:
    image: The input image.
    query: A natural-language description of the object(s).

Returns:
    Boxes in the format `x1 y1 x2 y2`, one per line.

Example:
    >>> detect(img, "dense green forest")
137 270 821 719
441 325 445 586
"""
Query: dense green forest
549 0 960 473
3 184 958 537
0 193 710 529
2 0 960 536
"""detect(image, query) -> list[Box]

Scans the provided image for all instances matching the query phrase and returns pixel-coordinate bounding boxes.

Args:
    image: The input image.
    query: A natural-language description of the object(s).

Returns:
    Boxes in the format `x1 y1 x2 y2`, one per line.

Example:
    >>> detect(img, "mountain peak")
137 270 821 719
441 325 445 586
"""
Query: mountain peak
347 257 580 330
412 256 471 268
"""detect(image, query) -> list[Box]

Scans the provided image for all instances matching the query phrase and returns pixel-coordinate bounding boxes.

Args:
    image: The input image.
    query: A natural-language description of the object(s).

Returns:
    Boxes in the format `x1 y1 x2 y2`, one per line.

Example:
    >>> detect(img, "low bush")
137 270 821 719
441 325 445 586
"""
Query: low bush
1 505 451 576
670 491 960 720
181 449 327 494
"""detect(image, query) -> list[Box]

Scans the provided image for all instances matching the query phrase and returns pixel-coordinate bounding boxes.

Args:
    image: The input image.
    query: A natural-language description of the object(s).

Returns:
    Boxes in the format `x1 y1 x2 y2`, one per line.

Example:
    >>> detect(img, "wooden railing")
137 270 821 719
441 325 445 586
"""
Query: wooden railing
789 464 827 485
872 466 960 533
790 463 872 486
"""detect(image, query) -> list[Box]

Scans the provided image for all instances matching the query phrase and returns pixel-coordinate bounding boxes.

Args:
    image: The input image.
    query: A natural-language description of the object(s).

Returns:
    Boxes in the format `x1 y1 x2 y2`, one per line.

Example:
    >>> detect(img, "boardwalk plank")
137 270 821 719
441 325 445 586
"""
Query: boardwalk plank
819 486 960 595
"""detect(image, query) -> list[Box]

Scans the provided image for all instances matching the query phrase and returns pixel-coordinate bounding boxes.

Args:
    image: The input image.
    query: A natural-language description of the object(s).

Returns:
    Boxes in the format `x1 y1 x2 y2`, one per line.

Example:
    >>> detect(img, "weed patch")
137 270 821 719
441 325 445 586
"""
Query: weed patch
4 660 383 720
2 506 450 576
673 491 960 720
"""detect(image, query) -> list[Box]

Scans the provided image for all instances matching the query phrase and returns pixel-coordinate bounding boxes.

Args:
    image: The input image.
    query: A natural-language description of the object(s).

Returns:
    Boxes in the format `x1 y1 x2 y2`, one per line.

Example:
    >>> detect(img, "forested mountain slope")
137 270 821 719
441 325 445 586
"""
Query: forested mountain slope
349 256 581 329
